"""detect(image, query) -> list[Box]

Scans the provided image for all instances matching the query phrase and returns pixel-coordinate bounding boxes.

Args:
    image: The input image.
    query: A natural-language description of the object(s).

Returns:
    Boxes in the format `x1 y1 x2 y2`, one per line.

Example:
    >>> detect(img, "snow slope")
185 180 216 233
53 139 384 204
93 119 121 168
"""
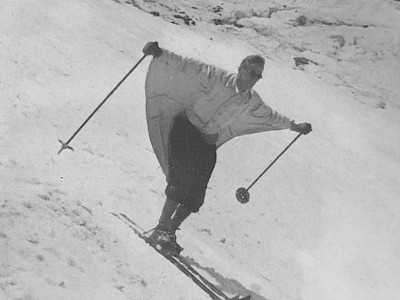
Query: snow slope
1 0 399 300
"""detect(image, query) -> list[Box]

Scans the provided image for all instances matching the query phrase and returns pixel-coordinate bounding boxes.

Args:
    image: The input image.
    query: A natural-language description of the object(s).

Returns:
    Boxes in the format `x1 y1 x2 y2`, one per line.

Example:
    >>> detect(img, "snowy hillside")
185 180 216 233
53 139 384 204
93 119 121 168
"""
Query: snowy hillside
1 0 399 300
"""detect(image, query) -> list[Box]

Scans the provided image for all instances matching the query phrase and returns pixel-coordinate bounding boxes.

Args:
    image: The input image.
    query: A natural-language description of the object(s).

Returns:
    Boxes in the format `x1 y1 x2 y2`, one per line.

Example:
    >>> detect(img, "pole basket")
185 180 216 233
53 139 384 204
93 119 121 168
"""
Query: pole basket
236 187 250 204
57 139 74 155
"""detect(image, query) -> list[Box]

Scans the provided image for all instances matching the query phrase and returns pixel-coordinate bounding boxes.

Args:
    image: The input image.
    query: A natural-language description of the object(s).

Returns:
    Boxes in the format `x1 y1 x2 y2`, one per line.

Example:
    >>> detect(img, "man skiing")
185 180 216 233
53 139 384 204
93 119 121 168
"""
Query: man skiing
142 42 312 256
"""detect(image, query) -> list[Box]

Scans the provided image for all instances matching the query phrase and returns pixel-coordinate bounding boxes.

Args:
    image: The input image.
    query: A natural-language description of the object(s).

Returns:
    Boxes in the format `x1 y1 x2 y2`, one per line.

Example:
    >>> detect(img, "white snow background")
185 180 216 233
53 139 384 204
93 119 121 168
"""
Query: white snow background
1 0 400 299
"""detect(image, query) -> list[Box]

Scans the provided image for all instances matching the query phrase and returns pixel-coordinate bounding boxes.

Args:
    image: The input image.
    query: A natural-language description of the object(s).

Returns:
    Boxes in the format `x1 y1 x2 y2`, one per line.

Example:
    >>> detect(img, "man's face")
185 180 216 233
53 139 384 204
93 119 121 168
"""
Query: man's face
236 64 264 92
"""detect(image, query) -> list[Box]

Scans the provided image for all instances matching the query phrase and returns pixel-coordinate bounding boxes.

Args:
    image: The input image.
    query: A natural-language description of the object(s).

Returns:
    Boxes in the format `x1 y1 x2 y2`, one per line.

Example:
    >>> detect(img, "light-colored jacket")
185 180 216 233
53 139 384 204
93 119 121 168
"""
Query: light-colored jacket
145 49 292 177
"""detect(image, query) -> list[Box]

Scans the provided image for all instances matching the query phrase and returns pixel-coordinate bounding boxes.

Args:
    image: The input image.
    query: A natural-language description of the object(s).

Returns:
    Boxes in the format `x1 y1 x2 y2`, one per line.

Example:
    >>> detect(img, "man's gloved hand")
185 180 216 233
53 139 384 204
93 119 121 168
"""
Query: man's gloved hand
290 122 312 135
143 42 162 57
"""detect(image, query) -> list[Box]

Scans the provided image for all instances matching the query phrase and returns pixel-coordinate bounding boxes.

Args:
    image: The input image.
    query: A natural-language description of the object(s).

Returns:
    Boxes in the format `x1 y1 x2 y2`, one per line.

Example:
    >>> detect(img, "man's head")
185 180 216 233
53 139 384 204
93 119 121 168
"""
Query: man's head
236 55 265 92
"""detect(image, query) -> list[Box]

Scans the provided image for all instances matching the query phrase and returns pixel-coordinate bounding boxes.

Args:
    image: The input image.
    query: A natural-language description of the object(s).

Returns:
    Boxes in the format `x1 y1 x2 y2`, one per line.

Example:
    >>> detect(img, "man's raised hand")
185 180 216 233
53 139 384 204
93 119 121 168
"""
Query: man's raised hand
290 122 312 135
143 41 162 57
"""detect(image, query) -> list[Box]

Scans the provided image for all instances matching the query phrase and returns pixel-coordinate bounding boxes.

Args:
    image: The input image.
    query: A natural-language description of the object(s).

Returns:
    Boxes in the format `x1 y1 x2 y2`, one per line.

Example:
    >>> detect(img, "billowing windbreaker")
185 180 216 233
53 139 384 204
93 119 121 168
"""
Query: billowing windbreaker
145 49 292 177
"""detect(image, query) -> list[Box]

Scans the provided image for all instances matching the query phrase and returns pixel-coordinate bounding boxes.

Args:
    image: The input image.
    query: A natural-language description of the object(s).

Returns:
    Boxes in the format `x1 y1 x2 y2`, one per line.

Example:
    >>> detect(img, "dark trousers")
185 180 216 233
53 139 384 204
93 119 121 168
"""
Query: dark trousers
165 115 217 212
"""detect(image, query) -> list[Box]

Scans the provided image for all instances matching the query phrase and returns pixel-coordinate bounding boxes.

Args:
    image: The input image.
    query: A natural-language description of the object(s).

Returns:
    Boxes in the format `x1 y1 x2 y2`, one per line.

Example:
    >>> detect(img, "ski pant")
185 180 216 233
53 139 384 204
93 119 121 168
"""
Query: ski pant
165 115 217 213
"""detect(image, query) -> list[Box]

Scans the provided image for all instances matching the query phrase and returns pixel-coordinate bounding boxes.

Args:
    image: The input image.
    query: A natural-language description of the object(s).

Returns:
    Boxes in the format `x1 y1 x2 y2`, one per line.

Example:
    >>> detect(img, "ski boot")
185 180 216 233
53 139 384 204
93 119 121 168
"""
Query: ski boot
148 228 183 257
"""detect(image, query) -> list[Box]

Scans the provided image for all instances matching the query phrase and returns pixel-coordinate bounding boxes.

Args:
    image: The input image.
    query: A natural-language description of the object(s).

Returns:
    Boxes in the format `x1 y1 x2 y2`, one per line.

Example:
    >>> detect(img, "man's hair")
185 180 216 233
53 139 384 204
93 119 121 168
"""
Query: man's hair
239 55 265 71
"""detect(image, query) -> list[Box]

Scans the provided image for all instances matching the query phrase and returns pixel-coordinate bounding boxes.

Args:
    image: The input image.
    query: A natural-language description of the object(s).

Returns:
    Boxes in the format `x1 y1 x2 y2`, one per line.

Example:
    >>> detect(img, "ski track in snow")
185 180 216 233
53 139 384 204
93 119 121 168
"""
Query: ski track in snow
1 0 400 299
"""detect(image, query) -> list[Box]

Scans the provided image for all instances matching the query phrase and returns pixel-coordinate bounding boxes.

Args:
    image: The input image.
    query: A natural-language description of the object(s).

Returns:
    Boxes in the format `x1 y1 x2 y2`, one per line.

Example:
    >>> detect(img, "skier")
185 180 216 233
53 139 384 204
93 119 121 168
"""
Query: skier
142 42 312 255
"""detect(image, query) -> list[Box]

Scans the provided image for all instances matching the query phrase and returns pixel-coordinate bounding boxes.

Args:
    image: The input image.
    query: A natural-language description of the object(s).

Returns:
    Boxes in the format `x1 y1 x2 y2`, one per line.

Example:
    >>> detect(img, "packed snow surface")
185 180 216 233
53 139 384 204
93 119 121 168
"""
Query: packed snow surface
1 0 399 299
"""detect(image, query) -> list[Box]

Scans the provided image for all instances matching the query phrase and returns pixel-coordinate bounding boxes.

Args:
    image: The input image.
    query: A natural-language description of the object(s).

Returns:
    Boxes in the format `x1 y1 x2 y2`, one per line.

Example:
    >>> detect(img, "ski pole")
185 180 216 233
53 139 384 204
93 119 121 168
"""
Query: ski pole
57 54 148 155
236 132 303 204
